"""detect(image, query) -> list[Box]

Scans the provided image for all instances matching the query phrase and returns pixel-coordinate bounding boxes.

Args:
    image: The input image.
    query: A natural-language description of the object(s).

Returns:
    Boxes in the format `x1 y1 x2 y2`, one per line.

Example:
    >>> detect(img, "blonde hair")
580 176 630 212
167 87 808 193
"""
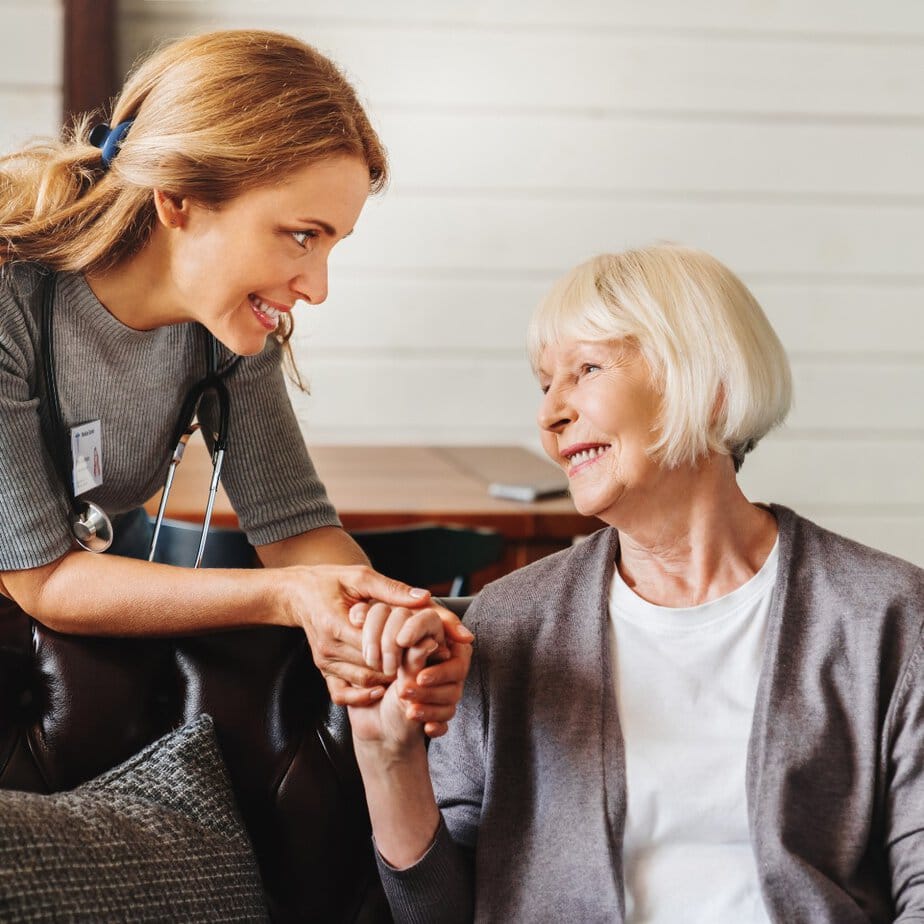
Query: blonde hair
527 244 792 471
0 29 388 364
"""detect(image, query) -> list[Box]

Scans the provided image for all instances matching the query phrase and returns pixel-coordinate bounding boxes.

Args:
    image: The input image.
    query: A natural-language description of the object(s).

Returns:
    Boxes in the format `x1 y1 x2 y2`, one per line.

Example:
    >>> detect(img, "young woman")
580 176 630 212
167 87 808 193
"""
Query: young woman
0 30 470 723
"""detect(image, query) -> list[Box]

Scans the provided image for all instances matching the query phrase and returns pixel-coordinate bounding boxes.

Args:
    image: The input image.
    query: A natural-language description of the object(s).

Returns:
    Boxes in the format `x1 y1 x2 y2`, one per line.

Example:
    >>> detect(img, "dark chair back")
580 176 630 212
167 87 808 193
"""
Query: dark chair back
0 594 472 922
150 518 504 596
148 518 259 569
351 523 504 595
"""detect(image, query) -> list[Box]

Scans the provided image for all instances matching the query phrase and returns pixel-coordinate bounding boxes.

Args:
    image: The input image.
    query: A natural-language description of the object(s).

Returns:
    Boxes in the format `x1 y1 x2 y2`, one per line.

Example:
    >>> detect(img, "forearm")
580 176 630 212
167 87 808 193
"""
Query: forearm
3 549 287 636
0 525 439 700
354 737 441 870
257 525 369 568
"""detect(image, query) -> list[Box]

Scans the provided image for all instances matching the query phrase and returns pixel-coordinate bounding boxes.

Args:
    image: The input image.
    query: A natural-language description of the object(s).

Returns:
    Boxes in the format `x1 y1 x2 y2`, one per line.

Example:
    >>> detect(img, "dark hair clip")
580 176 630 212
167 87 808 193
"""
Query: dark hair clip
89 119 135 168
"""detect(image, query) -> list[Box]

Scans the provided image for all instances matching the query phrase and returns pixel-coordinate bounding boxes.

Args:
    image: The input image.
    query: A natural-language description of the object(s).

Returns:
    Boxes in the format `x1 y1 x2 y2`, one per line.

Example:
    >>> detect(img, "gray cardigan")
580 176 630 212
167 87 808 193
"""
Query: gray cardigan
378 505 924 923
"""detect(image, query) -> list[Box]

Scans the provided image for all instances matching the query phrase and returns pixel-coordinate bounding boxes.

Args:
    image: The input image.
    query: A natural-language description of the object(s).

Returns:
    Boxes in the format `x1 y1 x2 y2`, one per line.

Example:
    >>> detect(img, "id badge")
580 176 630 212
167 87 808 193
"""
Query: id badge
70 419 104 496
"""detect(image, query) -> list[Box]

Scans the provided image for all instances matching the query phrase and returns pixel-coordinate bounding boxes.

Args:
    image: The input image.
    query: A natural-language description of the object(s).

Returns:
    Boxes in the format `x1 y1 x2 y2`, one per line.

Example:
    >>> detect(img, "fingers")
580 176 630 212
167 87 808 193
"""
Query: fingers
358 603 447 678
441 613 475 644
404 639 440 676
349 601 369 627
346 566 431 608
360 602 391 672
326 675 385 707
323 657 391 690
400 680 458 706
395 608 446 650
401 702 457 725
308 610 365 672
415 639 472 688
424 721 450 738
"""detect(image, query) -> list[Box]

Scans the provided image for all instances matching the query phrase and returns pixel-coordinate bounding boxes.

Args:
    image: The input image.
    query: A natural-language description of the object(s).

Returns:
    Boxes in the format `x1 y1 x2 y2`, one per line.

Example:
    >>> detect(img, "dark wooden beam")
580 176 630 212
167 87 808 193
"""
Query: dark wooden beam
62 0 118 127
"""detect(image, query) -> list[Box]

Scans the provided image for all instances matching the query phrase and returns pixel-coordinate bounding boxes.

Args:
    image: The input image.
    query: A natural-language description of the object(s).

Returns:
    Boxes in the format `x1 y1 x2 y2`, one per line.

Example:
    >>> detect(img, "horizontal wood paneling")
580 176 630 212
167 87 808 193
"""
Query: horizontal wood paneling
336 195 922 278
120 22 924 118
737 436 924 509
285 355 923 436
297 277 924 356
378 111 924 198
120 3 924 565
0 4 61 87
783 513 924 568
752 284 924 355
117 0 924 38
788 362 924 431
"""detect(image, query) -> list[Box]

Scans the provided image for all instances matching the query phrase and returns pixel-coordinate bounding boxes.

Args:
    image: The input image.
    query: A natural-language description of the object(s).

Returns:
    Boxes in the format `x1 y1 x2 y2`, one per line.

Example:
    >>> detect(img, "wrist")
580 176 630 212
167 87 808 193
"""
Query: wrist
354 732 425 769
265 565 305 628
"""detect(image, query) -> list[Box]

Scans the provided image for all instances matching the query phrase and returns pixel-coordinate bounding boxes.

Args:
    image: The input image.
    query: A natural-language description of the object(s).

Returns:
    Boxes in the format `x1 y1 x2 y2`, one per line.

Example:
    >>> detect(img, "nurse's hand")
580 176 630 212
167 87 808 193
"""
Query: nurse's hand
276 563 471 711
346 599 474 738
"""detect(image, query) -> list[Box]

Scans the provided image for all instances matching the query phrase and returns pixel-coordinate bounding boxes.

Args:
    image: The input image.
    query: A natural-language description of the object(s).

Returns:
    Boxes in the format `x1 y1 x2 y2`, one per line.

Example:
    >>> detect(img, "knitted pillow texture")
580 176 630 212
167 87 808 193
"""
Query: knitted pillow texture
0 715 268 922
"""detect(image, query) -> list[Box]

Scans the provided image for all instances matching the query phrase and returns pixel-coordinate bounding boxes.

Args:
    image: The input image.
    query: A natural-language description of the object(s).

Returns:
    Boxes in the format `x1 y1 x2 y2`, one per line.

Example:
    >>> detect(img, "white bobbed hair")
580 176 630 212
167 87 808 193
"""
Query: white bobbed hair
527 243 792 471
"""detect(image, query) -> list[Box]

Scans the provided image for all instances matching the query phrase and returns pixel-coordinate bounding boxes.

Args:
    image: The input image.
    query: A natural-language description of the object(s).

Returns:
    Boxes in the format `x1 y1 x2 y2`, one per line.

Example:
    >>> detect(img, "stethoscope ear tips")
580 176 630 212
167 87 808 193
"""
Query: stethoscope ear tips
71 502 114 553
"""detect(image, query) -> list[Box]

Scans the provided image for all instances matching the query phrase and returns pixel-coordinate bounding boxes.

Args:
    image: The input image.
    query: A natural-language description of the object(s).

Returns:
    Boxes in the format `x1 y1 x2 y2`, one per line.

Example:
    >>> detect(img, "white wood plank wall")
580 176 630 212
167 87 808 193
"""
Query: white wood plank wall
114 3 924 563
0 0 62 151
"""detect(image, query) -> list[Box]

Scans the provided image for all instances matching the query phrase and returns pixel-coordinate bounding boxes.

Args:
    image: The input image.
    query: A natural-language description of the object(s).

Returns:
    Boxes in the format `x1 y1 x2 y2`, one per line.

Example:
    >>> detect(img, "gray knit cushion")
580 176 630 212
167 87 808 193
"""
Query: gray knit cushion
0 715 268 922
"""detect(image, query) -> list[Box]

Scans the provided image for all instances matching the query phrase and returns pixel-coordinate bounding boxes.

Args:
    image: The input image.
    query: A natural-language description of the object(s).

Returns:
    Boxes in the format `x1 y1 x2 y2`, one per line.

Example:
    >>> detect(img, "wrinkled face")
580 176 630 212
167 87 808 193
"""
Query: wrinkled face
166 156 370 355
537 337 665 524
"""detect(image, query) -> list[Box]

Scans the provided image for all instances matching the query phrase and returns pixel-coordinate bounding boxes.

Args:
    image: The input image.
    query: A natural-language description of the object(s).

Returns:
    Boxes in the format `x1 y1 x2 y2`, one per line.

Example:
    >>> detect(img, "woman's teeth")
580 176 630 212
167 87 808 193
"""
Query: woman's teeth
249 295 282 330
569 446 609 468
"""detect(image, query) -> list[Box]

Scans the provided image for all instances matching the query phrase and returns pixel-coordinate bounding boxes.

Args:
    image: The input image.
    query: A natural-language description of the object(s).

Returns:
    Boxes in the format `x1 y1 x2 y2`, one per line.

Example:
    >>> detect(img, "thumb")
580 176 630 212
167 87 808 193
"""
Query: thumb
446 620 475 643
436 607 474 643
351 568 430 606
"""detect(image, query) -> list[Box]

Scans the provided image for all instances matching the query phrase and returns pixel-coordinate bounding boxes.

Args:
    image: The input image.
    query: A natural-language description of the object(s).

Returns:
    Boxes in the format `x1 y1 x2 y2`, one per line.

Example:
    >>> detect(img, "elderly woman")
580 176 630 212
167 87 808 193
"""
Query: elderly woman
348 243 924 923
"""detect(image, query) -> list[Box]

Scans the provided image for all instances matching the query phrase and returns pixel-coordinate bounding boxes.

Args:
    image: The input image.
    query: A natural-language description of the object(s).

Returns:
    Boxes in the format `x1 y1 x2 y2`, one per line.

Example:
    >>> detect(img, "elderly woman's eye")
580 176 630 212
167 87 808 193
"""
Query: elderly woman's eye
582 363 601 375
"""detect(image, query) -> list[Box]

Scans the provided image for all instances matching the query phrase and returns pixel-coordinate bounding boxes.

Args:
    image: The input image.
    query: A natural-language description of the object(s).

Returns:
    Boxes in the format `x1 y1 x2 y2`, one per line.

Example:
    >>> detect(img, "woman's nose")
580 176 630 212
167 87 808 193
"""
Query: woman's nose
292 262 329 306
537 384 573 432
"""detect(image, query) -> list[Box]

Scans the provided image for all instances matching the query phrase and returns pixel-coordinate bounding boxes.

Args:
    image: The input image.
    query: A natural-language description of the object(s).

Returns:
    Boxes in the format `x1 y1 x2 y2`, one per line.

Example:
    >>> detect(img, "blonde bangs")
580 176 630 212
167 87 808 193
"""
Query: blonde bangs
527 256 638 373
528 244 793 471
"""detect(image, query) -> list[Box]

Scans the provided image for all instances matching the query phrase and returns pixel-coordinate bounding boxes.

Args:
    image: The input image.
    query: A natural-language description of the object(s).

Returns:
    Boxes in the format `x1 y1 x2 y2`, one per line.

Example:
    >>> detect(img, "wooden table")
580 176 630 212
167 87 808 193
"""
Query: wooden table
145 442 599 589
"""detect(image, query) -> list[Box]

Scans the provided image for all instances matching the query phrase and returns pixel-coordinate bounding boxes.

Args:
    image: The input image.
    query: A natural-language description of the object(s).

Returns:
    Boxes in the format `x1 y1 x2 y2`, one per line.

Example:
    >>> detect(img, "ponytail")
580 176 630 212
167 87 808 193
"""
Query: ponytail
2 30 387 276
0 30 388 382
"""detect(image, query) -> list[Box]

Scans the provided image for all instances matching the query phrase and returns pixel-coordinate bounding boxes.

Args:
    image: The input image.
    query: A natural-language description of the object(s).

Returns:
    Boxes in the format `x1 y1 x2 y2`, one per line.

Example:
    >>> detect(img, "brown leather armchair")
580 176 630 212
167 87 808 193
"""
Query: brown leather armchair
0 596 471 922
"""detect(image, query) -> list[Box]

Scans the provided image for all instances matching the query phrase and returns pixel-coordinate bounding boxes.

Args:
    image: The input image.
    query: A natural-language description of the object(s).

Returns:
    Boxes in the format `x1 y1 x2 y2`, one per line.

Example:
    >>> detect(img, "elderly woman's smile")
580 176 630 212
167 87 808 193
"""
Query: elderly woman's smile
562 442 611 473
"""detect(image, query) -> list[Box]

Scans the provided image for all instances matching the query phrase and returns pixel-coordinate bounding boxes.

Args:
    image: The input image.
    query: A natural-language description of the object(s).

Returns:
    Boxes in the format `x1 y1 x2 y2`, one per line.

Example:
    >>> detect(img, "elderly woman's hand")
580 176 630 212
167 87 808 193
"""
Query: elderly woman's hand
346 605 470 749
345 599 474 738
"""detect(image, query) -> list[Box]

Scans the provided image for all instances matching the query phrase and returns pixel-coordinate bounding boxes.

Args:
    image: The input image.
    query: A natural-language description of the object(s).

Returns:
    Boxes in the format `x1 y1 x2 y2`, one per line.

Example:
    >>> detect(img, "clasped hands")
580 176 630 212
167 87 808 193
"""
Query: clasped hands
348 601 474 742
287 563 473 739
345 600 473 741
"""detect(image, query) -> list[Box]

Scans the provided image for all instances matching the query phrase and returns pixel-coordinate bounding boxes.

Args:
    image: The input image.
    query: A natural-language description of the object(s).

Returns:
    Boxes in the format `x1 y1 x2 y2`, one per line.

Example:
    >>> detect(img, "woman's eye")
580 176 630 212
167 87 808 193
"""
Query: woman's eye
581 363 601 376
291 229 318 248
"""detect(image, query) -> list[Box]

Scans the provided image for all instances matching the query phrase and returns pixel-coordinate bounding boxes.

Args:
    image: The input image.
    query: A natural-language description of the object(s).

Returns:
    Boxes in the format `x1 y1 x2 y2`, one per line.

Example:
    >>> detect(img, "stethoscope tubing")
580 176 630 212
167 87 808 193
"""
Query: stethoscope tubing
39 269 235 566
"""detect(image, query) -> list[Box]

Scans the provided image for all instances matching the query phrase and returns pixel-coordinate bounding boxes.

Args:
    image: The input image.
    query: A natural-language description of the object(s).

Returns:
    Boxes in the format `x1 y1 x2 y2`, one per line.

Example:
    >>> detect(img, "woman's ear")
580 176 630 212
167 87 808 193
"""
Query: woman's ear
153 189 189 229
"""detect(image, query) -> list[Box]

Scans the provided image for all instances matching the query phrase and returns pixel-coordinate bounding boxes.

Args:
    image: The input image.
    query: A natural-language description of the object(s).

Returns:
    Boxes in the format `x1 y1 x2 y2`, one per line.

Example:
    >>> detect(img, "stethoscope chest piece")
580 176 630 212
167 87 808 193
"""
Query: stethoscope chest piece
40 270 234 564
71 502 114 552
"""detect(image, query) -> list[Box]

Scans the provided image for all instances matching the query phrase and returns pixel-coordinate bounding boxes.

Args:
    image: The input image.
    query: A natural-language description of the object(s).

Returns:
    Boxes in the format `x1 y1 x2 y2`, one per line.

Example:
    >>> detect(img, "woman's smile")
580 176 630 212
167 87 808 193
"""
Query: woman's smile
562 442 612 477
248 293 290 331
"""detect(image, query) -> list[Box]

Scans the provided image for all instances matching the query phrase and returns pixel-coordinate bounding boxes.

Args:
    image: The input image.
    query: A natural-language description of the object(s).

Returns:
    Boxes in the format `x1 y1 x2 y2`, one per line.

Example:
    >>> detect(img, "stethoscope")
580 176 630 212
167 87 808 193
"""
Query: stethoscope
39 271 237 567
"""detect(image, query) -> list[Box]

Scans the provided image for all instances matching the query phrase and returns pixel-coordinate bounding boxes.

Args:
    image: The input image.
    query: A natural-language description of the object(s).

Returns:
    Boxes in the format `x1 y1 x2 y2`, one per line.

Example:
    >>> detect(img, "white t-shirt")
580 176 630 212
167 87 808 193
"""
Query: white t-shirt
609 539 779 923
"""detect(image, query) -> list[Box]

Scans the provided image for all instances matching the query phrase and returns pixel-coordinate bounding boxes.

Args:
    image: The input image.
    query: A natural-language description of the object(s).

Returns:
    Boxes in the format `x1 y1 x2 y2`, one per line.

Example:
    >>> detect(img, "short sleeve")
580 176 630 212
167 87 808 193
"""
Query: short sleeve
0 270 74 570
198 338 340 547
